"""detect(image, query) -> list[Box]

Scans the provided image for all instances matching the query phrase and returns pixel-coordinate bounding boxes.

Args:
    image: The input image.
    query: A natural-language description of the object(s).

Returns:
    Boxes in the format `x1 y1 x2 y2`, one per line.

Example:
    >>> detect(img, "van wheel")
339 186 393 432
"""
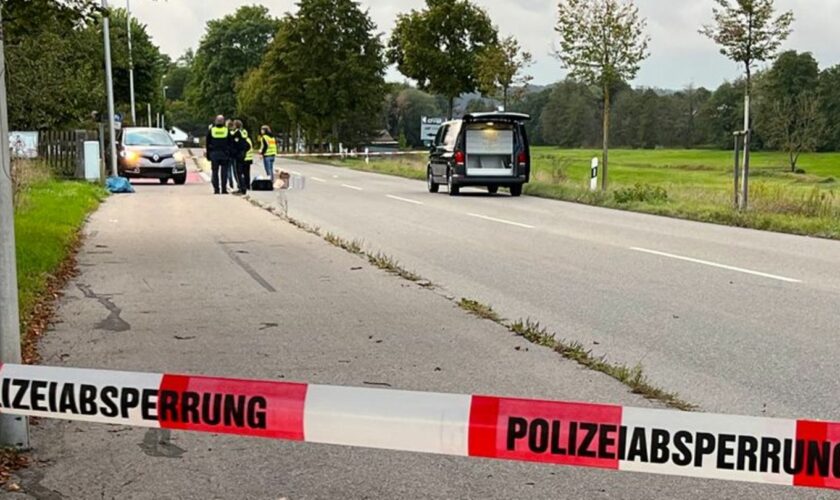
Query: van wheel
174 173 187 185
448 171 460 196
487 185 499 194
510 184 523 197
427 167 439 193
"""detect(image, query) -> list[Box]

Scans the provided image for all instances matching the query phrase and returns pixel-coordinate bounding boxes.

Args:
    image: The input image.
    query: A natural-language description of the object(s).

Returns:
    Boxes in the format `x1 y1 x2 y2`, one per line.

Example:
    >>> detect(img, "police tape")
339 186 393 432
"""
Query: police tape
0 363 838 491
275 151 425 158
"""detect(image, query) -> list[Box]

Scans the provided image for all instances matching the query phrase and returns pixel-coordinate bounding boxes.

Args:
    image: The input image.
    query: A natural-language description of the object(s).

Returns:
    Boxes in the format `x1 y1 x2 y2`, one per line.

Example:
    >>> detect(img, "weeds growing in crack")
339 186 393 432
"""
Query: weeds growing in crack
509 318 696 411
324 233 364 254
368 252 422 281
458 298 502 322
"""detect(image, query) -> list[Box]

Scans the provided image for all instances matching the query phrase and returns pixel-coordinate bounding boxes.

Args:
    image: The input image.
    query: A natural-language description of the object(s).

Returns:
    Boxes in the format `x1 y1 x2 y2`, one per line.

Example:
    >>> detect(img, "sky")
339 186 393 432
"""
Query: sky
130 0 840 90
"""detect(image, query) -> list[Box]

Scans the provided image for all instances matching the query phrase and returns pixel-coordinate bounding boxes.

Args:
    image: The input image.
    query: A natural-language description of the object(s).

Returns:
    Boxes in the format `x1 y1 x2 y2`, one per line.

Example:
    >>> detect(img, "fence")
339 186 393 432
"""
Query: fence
37 130 100 179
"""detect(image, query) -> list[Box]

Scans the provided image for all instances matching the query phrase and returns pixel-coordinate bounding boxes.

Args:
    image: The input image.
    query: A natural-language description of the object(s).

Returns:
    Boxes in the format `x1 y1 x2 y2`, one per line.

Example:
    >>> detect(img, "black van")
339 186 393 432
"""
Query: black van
427 112 530 197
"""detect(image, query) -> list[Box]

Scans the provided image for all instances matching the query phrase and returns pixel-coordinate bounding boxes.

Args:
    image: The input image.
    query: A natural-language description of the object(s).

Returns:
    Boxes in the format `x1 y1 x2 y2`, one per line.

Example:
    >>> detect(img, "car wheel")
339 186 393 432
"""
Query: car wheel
427 167 439 193
447 170 460 196
510 184 523 197
173 173 187 185
487 185 499 194
159 178 169 185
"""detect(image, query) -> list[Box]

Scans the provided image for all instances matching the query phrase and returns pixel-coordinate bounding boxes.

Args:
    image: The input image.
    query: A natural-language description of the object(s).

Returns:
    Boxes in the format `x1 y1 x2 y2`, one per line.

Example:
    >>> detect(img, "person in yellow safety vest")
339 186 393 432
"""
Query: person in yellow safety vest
236 124 255 195
260 125 278 178
205 115 233 195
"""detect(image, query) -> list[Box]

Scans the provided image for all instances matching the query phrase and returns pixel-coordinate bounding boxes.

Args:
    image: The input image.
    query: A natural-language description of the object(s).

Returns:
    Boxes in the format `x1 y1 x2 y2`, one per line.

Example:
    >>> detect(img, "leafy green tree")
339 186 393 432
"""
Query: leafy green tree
697 80 746 148
817 65 840 151
163 51 194 102
240 0 386 149
476 36 533 109
511 87 552 145
555 0 650 189
187 6 280 120
540 80 600 148
3 0 104 129
388 0 498 118
391 88 443 148
700 0 794 181
757 51 822 170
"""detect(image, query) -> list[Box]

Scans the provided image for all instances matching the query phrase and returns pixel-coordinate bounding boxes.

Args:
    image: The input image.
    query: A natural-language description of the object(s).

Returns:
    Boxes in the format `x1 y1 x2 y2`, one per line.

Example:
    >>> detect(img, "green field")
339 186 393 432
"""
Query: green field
306 148 840 239
15 177 107 331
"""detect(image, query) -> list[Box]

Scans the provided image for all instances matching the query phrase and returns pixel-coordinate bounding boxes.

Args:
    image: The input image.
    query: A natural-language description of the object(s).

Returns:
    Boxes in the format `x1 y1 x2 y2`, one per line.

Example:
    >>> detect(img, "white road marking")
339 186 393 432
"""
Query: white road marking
386 195 424 206
342 184 364 191
291 170 302 175
629 247 802 284
467 213 535 229
311 177 327 183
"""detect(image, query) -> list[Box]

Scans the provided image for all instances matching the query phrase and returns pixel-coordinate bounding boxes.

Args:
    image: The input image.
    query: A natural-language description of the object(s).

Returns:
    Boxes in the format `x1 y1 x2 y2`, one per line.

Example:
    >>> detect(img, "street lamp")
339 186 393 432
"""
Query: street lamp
127 0 136 124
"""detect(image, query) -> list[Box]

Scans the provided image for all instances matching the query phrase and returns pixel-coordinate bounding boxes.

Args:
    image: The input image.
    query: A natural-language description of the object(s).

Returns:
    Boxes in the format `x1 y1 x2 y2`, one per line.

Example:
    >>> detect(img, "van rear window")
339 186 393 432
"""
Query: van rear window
465 124 514 155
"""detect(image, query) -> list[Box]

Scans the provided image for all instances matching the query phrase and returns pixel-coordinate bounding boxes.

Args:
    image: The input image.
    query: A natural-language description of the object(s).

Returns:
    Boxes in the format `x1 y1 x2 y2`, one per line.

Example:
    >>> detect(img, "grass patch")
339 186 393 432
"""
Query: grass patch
367 252 423 282
509 319 696 411
16 178 107 333
324 232 363 255
310 148 840 239
457 298 502 322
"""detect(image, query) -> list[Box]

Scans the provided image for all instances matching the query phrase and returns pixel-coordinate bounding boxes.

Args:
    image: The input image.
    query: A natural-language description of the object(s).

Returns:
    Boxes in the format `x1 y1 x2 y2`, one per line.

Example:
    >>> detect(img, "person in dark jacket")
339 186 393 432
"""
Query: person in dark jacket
231 120 252 195
205 115 232 194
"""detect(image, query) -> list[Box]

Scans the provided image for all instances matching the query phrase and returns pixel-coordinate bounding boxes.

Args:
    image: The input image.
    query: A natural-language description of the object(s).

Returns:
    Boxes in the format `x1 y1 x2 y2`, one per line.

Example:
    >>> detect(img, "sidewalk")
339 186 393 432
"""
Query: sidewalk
9 178 796 499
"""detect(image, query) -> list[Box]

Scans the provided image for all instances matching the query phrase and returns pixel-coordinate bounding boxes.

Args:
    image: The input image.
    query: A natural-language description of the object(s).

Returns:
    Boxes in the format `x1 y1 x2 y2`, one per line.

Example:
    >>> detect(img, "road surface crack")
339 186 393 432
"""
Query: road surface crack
75 284 131 332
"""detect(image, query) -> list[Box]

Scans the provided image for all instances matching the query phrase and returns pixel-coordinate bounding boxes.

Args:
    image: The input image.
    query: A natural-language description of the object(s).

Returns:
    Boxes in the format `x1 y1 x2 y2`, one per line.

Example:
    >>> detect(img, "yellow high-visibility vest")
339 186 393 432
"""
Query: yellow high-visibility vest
263 135 277 156
245 137 254 161
211 126 229 139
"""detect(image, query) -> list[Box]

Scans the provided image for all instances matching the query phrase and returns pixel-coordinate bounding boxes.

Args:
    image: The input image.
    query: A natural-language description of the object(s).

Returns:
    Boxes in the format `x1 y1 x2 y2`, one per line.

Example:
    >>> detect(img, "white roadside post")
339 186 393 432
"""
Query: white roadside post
102 0 119 177
0 7 31 448
365 147 370 165
590 157 599 191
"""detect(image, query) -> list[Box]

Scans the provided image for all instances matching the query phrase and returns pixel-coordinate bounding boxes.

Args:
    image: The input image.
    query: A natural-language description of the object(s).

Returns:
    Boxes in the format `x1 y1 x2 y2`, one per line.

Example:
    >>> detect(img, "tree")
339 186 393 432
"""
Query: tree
758 51 822 170
476 36 533 109
817 65 840 151
387 87 443 148
239 0 387 149
3 0 104 129
700 0 794 174
554 0 650 189
187 6 280 120
540 80 600 147
388 0 498 118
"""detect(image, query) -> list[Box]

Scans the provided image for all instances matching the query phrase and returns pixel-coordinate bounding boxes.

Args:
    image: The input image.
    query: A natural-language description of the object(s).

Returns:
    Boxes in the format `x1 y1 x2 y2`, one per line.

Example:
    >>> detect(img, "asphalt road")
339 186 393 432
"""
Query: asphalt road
12 164 825 498
251 158 840 425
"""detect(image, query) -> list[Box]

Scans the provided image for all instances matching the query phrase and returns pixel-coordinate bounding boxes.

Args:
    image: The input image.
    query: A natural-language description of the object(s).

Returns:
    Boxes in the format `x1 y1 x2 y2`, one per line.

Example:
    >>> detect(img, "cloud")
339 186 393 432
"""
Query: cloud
131 0 840 90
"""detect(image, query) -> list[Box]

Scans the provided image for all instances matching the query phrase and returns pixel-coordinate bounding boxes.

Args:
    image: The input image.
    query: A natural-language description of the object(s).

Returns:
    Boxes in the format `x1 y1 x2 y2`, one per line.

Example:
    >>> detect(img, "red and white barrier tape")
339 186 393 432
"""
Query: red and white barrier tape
276 151 425 158
0 364 837 491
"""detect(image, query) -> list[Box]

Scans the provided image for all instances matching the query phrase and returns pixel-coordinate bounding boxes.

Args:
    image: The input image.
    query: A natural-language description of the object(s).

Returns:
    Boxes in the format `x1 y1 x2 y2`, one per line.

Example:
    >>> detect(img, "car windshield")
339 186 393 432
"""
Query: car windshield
124 129 174 146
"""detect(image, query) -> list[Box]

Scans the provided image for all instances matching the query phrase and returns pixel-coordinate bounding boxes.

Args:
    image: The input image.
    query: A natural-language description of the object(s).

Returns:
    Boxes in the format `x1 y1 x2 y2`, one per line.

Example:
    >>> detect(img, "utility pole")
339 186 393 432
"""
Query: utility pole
0 7 31 449
102 0 119 177
147 103 152 127
127 0 136 124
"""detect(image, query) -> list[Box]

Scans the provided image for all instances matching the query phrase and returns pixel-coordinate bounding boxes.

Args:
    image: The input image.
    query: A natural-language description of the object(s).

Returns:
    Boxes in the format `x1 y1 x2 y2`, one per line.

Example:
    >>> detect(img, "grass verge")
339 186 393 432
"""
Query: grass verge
16 177 107 363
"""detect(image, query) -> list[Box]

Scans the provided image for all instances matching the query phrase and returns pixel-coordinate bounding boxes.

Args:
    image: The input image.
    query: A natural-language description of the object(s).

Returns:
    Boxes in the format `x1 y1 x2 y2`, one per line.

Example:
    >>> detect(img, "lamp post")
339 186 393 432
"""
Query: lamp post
162 85 169 130
127 0 136 124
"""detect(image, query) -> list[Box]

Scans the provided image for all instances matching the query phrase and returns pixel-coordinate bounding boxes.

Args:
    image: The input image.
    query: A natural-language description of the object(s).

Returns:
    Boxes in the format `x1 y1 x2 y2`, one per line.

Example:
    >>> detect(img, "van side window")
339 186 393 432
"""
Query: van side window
434 126 447 147
444 121 461 150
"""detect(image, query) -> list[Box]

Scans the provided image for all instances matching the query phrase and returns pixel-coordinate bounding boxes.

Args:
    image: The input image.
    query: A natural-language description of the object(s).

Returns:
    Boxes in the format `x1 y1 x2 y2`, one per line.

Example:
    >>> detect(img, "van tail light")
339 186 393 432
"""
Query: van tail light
454 150 465 166
517 151 527 166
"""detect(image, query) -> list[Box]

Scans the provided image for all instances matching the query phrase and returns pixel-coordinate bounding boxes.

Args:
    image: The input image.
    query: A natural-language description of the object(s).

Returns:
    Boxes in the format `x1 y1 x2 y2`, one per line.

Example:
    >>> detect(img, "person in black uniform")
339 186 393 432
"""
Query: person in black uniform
205 115 232 194
231 120 251 195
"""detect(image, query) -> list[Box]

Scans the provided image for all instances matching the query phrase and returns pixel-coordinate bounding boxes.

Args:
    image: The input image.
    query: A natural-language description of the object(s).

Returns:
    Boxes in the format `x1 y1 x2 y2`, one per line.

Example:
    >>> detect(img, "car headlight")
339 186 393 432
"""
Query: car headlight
173 152 185 163
121 150 140 163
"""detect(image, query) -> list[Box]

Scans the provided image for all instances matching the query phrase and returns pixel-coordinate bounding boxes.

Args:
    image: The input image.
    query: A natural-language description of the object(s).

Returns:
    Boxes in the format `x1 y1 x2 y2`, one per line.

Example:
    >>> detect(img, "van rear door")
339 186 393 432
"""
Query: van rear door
464 122 515 177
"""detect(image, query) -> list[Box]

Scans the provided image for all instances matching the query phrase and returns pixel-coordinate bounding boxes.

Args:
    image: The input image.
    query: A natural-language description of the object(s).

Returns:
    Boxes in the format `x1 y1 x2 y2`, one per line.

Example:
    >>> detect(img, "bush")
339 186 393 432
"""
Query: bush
613 184 669 204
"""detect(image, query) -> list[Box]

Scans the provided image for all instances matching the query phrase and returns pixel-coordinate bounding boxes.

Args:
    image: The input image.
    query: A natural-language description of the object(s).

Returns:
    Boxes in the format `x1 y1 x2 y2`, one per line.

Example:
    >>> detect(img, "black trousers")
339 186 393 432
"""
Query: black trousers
237 160 252 193
211 158 229 193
